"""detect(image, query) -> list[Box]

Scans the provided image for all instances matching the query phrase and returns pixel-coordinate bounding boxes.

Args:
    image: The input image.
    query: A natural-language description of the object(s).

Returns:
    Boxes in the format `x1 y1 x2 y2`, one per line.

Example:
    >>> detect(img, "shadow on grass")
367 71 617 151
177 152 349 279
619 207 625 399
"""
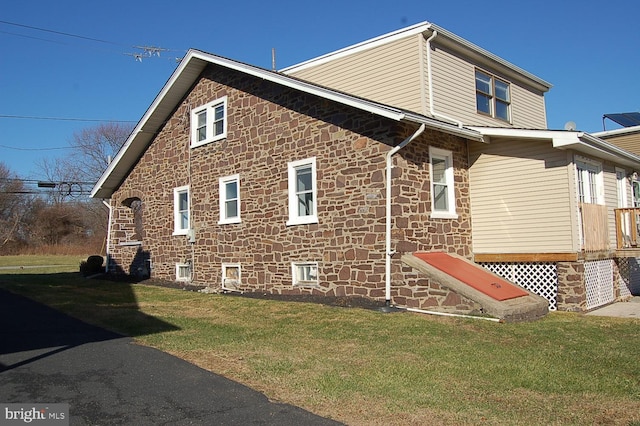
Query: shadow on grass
0 271 180 372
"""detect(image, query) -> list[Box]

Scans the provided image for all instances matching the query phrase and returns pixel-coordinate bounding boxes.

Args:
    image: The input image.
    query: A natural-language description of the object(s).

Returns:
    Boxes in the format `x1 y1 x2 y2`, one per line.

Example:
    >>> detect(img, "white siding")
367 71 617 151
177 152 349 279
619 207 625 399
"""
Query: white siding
469 139 575 253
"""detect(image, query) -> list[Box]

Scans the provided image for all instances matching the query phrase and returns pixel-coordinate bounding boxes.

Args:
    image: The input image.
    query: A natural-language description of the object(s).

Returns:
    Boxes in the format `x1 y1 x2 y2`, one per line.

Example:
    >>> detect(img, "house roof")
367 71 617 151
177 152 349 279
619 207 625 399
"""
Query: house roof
92 49 484 199
281 21 552 94
593 125 640 139
468 126 640 169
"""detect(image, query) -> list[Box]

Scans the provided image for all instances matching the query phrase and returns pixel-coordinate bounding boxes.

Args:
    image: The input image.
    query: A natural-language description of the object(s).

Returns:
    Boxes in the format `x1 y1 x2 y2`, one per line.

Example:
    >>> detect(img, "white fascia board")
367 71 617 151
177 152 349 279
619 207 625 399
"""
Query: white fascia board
593 125 640 138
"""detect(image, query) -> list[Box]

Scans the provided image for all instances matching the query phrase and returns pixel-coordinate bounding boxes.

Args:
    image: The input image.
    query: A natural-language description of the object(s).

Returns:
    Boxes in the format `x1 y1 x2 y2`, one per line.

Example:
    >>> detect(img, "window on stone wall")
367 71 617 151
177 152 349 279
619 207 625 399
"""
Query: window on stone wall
173 185 190 235
429 147 457 219
287 157 318 226
219 174 240 224
122 197 144 241
292 262 319 287
191 96 228 147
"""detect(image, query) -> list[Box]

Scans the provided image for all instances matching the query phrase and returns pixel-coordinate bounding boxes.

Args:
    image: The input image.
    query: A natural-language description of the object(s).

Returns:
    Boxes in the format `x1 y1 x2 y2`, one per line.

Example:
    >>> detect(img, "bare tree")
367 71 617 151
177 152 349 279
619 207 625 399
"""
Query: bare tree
0 163 31 248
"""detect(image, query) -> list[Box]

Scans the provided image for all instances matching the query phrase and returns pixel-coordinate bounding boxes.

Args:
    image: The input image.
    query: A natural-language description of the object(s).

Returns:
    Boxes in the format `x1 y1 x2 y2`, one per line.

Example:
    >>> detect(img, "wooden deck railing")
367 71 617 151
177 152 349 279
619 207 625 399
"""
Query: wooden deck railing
614 207 640 249
581 203 610 252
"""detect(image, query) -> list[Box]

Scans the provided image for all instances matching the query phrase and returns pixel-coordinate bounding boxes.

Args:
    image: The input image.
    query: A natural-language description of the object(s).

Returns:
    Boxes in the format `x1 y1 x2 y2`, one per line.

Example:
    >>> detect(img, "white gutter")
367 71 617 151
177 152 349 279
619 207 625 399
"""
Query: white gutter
385 124 426 305
424 30 464 128
102 199 113 273
403 306 503 322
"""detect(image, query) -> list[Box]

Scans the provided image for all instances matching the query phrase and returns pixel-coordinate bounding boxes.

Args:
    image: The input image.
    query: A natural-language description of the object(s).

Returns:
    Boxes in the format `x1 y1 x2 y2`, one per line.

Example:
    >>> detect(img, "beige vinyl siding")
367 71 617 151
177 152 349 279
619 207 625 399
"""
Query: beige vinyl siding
429 44 547 129
469 139 576 253
603 164 633 248
601 132 640 156
287 35 424 114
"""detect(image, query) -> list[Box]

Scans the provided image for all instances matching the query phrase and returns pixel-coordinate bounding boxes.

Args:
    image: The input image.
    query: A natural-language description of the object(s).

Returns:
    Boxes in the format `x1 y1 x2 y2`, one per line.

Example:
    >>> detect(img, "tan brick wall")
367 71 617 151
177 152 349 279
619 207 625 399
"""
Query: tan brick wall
108 64 474 308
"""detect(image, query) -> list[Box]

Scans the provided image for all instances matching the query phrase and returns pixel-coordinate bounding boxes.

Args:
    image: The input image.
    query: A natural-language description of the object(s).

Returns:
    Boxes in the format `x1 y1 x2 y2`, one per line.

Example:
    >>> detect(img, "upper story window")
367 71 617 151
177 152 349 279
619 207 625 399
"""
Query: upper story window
191 96 227 147
475 70 510 122
576 157 603 205
173 185 190 235
219 174 240 224
287 157 318 226
429 147 457 219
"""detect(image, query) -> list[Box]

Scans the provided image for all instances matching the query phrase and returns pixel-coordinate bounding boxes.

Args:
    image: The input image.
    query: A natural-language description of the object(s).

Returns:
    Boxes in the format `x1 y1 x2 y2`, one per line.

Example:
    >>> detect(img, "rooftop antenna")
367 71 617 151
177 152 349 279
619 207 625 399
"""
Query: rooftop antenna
272 48 276 71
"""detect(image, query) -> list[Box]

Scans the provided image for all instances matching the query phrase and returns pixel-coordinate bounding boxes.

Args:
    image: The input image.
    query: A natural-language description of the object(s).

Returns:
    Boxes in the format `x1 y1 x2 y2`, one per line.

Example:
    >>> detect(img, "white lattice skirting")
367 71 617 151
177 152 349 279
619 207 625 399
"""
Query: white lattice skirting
480 262 558 311
584 259 615 310
616 257 640 299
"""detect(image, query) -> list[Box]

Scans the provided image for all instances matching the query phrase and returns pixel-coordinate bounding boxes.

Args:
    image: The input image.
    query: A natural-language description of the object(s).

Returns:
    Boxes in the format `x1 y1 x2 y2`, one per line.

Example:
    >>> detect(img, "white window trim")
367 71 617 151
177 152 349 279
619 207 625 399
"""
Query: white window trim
291 261 319 287
286 157 318 226
173 185 190 235
190 96 228 148
222 263 241 290
575 156 604 205
218 174 241 224
429 147 458 219
176 263 191 282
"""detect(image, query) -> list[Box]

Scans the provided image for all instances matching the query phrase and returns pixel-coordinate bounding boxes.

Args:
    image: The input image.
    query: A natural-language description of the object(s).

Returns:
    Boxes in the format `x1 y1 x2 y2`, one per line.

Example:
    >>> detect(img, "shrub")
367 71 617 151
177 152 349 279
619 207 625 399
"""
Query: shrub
80 255 104 276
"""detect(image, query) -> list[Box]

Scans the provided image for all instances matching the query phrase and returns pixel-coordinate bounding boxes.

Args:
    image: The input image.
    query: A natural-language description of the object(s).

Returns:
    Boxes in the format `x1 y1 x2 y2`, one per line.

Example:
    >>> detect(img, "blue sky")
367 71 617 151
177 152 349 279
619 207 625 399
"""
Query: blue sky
2 0 639 180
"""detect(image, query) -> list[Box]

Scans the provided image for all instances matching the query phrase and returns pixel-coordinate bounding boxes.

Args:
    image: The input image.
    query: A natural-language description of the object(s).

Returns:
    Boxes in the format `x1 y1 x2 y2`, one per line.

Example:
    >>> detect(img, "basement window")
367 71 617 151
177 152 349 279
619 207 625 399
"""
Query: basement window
292 262 319 287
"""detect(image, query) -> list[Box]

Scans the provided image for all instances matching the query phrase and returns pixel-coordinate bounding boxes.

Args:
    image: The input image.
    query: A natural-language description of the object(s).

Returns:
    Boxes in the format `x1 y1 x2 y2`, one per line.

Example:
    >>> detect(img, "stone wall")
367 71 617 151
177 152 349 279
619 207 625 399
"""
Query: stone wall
107 64 474 309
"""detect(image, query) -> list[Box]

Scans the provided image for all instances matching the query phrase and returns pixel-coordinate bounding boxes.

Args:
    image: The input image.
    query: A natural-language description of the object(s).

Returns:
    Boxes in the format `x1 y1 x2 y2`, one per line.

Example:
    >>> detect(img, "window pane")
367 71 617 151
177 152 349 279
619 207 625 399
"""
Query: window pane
180 212 189 229
476 93 491 114
196 111 207 141
225 181 237 200
496 100 509 121
213 105 224 136
179 192 188 211
432 157 446 183
495 80 509 101
296 166 312 191
475 71 492 94
433 183 449 210
298 193 314 216
225 200 238 218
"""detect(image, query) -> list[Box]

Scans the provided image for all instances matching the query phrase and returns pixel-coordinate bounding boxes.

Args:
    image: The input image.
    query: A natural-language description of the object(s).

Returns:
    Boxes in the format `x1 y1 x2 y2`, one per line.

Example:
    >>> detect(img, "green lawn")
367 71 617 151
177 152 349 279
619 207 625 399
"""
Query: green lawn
1 257 639 425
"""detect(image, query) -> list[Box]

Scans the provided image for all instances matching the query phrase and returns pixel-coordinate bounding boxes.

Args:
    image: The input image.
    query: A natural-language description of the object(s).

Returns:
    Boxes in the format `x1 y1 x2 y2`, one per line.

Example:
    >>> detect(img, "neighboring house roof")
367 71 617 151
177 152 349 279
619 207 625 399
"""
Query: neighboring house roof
281 21 552 94
593 125 640 139
92 49 484 199
469 126 640 169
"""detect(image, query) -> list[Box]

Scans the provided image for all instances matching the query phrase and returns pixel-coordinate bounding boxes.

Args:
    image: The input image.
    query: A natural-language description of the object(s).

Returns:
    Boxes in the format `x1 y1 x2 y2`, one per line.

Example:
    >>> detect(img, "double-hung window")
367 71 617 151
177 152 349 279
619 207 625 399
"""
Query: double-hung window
173 185 190 235
191 96 227 147
429 147 457 219
292 262 319 287
219 174 240 224
287 157 318 225
576 157 603 204
475 70 510 122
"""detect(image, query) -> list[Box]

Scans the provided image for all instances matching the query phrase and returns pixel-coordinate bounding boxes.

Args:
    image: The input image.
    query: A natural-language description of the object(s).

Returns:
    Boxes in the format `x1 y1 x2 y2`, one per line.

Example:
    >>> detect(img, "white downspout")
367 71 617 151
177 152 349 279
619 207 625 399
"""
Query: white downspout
385 124 426 306
102 199 113 273
424 30 464 128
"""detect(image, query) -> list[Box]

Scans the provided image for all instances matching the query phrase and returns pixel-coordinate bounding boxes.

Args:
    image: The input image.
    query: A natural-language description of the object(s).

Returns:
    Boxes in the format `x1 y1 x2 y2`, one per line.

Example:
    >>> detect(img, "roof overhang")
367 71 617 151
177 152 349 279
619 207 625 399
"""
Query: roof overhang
593 124 640 139
469 127 640 169
92 49 483 199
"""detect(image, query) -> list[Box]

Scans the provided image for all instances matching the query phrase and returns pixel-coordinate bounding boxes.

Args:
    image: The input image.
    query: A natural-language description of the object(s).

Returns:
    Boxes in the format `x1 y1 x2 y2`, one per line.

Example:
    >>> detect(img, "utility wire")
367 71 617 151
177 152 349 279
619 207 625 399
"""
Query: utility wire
0 114 136 123
0 19 123 46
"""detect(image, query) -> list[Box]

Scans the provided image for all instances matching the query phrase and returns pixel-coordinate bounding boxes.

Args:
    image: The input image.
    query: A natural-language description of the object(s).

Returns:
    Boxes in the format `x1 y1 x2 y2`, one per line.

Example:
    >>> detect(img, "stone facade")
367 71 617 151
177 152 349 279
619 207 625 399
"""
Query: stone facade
107 64 474 310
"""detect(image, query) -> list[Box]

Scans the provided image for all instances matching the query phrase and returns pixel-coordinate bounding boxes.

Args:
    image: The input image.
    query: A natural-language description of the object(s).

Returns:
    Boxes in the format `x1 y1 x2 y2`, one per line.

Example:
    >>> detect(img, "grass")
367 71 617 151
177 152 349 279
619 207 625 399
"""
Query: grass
1 257 640 425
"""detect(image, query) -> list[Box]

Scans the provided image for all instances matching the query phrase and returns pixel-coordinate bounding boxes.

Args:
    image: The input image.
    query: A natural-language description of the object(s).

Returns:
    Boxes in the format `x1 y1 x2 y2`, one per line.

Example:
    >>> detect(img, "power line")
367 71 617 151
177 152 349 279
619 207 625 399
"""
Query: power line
0 114 136 123
0 144 72 152
0 19 123 46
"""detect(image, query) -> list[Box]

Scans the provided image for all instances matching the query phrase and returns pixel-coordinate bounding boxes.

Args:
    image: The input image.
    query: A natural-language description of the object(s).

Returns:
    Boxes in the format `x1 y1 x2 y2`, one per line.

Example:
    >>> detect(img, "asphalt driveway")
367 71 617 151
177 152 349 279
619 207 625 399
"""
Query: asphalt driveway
0 289 342 425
